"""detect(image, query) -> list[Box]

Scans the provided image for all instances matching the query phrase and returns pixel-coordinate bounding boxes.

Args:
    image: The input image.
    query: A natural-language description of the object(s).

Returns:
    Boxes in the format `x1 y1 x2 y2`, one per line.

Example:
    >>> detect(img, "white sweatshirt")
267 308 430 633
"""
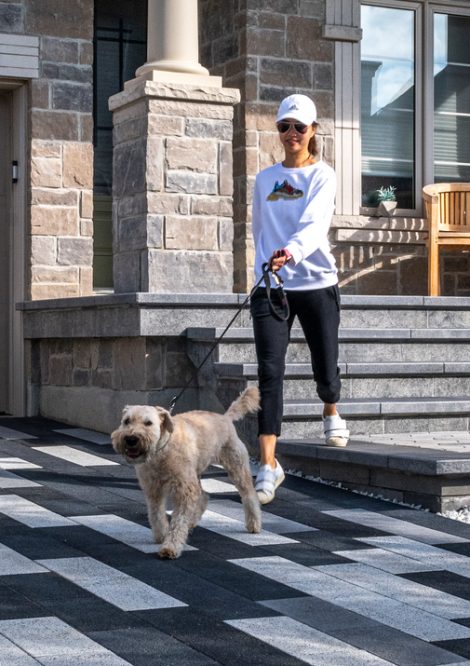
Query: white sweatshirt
252 160 338 291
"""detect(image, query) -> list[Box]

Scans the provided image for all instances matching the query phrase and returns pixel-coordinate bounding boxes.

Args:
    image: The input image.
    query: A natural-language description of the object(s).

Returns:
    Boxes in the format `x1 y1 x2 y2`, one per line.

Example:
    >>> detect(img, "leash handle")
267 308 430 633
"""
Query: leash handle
261 262 291 322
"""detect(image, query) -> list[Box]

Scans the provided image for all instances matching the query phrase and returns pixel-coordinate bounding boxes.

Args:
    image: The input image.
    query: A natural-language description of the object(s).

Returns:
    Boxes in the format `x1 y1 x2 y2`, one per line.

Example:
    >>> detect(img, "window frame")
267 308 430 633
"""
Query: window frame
359 0 470 217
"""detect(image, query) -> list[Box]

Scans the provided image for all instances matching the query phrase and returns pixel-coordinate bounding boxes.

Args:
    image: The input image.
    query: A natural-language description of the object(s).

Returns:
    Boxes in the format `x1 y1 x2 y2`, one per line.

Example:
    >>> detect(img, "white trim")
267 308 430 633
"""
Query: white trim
359 0 470 217
11 84 26 415
333 0 362 215
0 82 28 416
0 33 38 47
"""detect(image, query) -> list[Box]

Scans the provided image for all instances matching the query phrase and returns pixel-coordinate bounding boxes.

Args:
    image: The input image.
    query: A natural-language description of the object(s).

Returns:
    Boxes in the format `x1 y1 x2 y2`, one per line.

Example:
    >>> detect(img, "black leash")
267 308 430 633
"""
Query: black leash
168 263 290 413
261 261 291 323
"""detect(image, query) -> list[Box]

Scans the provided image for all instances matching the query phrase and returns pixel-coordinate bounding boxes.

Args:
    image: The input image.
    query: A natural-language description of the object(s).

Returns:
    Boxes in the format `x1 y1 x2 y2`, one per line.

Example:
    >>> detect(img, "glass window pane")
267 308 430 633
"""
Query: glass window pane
434 13 470 182
361 5 415 209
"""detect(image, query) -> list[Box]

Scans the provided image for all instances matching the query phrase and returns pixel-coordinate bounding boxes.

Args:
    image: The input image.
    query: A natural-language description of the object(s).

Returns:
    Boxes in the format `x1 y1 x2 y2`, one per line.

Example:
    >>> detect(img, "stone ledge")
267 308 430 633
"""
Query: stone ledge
282 397 470 418
109 77 240 112
276 438 470 512
188 325 470 342
19 293 254 339
18 293 470 311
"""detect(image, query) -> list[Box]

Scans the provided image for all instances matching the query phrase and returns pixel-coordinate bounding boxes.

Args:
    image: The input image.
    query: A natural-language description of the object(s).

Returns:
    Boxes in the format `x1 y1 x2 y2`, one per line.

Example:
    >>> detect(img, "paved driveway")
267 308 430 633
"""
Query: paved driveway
1 417 470 665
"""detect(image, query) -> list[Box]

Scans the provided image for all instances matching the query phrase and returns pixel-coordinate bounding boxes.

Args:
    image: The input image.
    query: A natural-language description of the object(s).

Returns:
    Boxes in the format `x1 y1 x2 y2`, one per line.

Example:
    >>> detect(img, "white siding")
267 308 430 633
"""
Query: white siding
0 33 39 79
325 0 362 215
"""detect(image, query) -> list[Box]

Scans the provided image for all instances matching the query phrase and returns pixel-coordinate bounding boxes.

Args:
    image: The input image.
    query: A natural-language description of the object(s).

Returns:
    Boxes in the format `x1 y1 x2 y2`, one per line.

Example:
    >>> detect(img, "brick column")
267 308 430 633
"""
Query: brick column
109 0 240 293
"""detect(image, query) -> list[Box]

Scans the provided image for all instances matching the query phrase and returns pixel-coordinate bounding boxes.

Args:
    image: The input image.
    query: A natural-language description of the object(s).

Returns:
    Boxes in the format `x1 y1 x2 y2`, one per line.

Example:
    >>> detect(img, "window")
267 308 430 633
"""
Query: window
93 0 147 289
433 13 470 183
360 1 470 214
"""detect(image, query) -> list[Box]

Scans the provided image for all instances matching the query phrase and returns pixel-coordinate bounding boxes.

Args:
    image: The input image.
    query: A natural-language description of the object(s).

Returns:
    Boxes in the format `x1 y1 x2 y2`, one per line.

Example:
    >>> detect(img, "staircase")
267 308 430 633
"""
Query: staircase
186 296 470 438
185 296 470 512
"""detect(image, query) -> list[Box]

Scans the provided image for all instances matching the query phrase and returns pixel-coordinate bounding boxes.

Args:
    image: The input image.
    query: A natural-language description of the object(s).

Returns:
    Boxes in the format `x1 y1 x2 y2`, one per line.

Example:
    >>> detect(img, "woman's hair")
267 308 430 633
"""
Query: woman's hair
308 122 319 156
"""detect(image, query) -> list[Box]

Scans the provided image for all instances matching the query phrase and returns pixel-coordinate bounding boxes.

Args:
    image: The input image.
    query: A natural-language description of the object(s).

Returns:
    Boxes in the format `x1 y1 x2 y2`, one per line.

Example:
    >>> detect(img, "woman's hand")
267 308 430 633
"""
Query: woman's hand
269 248 292 272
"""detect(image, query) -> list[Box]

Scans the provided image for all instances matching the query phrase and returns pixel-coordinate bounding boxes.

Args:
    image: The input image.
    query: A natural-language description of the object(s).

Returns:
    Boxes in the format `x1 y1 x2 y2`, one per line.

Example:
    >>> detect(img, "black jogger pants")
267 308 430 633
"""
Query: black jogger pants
250 284 341 436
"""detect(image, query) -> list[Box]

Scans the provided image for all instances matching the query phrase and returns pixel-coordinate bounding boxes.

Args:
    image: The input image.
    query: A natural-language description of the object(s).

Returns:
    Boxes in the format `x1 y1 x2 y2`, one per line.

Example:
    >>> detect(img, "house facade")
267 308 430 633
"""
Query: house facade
1 0 470 427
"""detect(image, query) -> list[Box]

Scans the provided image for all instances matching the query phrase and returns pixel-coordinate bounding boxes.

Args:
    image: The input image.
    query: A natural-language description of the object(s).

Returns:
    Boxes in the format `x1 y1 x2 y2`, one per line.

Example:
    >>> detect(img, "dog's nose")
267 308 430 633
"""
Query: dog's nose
124 435 139 448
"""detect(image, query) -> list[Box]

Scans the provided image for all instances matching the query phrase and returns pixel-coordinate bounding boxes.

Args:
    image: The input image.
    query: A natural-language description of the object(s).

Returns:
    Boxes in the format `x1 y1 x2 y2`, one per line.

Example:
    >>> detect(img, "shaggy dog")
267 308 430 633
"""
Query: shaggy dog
111 388 262 559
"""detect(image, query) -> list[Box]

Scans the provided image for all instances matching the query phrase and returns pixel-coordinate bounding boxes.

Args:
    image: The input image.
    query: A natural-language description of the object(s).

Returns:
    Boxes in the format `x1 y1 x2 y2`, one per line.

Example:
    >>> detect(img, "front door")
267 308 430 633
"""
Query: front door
0 91 11 413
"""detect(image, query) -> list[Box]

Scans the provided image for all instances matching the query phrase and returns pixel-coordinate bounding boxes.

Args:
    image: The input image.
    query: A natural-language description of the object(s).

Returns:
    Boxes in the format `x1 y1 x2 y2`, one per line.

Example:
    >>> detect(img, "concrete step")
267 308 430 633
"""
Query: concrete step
278 397 470 438
337 295 470 330
187 298 470 515
187 326 470 342
187 326 470 364
214 361 470 400
186 319 470 441
274 433 470 512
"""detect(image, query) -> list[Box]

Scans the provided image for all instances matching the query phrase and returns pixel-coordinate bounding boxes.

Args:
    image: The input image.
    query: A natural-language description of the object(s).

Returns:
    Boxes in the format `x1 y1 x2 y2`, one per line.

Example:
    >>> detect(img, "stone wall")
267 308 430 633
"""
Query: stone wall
200 0 335 293
21 293 251 432
199 1 470 297
1 0 94 299
331 216 428 296
31 335 195 431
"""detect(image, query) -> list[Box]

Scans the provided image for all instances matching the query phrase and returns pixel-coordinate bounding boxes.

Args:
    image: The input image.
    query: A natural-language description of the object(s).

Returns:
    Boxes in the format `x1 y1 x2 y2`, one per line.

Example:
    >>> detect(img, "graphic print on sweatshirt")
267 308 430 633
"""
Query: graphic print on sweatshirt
267 178 304 201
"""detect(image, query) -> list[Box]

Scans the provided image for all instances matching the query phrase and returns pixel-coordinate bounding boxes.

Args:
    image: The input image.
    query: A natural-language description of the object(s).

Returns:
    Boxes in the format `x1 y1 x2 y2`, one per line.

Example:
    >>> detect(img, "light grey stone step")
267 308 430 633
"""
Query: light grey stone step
212 341 470 364
280 415 470 439
187 326 470 342
273 437 470 512
188 327 470 364
276 398 470 437
283 397 470 418
214 361 470 378
214 362 470 400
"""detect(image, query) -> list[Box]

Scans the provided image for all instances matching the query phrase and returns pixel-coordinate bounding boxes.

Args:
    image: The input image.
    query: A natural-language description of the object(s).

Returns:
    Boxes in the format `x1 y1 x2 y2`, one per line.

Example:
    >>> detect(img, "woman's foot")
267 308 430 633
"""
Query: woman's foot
255 460 285 504
323 414 349 447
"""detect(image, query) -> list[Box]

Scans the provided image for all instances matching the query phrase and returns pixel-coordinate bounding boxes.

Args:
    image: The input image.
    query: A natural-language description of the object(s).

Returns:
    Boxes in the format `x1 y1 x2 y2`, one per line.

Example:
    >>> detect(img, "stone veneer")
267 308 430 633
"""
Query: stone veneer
199 0 470 297
200 0 336 293
109 78 239 293
1 0 94 299
21 293 253 432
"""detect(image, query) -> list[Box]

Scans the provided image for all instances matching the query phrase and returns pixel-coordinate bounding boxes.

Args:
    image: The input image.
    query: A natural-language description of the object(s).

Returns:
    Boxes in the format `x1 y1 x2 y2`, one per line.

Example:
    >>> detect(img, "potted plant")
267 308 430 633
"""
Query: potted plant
375 185 397 217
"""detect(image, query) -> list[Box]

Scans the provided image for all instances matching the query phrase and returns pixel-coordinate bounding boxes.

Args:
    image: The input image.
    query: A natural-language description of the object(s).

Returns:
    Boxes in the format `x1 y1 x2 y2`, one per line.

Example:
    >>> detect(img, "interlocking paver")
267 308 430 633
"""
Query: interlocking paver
1 416 470 665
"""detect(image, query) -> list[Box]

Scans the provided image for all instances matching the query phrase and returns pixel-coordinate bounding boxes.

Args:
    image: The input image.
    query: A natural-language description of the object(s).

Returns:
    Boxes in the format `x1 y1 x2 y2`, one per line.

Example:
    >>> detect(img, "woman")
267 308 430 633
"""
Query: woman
251 93 349 505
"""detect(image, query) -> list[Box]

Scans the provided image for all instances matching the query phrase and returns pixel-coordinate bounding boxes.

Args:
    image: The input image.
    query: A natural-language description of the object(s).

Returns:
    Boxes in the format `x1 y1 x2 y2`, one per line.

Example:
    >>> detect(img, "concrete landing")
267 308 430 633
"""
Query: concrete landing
278 432 470 512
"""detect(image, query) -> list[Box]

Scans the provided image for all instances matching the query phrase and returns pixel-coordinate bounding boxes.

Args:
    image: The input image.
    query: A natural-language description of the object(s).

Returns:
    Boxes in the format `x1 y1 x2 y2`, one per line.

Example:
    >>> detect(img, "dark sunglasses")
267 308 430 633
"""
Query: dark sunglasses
277 121 309 134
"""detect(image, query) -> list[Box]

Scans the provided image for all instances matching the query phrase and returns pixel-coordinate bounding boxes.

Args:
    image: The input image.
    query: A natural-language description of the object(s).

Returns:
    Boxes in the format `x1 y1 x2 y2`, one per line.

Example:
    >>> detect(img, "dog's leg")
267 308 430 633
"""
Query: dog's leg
159 480 201 559
189 484 208 529
220 436 262 534
138 472 169 544
147 493 169 544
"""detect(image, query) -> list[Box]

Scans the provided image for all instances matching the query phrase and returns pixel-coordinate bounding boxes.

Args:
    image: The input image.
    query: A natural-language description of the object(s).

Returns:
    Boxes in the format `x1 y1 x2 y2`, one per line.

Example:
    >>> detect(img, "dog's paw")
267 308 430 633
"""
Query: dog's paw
246 517 262 534
158 544 180 559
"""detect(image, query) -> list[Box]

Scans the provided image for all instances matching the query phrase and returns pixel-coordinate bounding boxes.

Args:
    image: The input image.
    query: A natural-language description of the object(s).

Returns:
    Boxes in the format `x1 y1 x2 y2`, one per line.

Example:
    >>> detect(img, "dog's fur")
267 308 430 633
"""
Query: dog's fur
111 388 262 559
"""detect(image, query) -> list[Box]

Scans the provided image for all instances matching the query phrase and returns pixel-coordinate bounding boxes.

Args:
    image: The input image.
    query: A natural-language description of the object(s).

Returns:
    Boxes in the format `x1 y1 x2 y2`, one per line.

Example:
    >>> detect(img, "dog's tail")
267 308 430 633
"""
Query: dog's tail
225 387 260 422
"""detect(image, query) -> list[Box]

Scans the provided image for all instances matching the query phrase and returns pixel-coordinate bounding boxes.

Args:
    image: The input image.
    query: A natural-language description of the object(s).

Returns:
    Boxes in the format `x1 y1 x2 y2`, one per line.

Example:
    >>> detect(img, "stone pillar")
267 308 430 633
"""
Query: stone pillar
109 0 240 293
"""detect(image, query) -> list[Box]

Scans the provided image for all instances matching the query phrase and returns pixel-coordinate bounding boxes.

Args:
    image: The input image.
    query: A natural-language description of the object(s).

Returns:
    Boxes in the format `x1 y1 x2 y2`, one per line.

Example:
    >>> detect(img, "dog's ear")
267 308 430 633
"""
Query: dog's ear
157 408 174 434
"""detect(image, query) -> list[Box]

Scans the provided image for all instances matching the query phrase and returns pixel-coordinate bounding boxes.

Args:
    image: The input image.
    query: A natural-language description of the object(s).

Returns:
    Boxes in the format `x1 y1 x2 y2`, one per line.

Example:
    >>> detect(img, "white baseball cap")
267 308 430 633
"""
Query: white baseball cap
276 94 317 126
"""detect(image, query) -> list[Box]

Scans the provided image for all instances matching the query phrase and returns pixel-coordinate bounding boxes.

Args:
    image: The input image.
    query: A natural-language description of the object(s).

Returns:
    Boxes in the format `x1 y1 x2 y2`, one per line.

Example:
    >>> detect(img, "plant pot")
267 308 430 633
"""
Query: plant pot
376 200 397 217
